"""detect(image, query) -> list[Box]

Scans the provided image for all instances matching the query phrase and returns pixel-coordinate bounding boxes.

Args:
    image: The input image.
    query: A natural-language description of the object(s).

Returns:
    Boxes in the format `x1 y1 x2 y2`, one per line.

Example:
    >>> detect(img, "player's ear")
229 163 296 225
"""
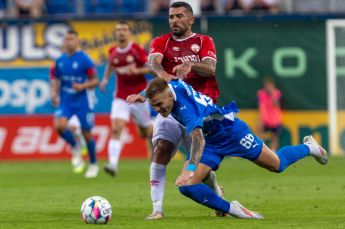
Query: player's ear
189 16 195 25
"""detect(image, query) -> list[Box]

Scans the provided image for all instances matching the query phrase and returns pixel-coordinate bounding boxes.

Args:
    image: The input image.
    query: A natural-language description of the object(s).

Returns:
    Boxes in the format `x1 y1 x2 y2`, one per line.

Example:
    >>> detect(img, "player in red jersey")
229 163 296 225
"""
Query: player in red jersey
100 21 153 176
144 2 222 220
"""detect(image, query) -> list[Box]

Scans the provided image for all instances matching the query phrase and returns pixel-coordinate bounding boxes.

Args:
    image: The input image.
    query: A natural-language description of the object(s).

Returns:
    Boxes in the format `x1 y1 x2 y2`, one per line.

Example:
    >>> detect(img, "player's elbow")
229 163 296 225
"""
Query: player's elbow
194 135 205 149
210 66 216 76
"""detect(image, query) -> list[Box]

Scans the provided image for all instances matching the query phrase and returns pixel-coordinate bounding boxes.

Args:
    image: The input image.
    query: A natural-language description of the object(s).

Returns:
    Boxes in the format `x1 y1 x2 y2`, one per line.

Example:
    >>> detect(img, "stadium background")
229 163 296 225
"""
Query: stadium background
0 0 344 160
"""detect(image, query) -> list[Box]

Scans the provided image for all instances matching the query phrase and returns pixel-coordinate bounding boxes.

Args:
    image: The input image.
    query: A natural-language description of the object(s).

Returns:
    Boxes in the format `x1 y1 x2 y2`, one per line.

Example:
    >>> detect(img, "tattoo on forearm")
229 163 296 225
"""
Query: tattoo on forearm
189 128 205 165
148 55 164 76
192 58 216 77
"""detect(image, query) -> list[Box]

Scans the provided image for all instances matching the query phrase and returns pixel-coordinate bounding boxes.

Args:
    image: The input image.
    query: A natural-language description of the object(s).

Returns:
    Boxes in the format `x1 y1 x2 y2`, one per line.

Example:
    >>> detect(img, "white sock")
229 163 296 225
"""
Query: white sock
74 129 86 149
150 162 166 213
108 139 122 169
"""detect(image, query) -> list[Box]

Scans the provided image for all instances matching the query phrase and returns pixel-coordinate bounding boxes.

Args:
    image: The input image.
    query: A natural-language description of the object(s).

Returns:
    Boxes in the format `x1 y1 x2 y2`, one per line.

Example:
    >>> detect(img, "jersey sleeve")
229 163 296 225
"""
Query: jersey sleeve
149 36 166 56
84 54 97 77
199 36 217 62
49 65 57 79
50 61 61 79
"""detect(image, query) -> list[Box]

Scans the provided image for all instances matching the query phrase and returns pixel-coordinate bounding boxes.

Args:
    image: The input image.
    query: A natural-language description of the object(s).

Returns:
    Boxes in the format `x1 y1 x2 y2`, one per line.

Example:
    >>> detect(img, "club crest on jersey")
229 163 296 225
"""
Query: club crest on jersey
72 61 78 69
191 44 200 53
126 55 134 63
113 58 119 64
173 46 180 51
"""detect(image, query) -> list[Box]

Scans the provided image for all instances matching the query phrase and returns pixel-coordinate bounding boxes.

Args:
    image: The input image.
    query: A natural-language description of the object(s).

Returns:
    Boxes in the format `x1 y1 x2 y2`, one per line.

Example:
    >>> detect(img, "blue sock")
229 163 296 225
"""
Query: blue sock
59 129 76 148
277 144 310 172
86 139 97 164
179 183 230 213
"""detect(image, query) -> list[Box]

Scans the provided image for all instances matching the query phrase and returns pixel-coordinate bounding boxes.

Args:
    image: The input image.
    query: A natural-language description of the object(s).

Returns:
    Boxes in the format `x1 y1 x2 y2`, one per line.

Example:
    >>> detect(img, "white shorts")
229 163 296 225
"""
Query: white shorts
152 114 191 154
68 115 81 128
110 98 153 128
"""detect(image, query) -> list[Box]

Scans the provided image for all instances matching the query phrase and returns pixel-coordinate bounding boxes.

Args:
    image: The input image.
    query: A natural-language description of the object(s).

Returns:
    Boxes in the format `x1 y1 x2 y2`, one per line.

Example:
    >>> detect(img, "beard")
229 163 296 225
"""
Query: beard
171 26 187 37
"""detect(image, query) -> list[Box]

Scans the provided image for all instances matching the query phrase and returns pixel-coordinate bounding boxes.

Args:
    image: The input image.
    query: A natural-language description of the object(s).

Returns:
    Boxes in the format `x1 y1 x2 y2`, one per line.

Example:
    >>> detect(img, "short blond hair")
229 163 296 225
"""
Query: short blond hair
146 78 169 99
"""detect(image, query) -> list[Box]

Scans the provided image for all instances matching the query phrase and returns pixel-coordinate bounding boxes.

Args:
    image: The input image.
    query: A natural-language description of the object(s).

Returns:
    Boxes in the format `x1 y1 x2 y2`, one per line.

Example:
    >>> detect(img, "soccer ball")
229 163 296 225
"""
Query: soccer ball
80 196 112 224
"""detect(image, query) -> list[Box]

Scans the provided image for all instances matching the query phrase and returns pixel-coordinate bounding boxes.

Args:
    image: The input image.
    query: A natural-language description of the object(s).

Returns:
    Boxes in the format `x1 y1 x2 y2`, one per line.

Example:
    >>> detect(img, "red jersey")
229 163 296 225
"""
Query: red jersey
149 32 219 102
257 89 282 127
108 42 148 99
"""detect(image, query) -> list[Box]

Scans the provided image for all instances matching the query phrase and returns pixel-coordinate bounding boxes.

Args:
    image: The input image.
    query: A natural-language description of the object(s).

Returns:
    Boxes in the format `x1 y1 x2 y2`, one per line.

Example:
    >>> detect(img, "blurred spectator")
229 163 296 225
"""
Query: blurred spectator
201 0 216 12
224 0 279 14
46 0 76 15
257 77 282 152
150 0 169 14
0 0 6 18
85 0 144 14
201 0 223 14
15 0 45 18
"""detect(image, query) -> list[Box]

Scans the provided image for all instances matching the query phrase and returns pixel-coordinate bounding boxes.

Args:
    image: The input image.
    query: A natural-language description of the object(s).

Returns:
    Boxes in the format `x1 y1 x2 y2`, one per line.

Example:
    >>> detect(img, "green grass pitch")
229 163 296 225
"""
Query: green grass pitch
0 157 344 228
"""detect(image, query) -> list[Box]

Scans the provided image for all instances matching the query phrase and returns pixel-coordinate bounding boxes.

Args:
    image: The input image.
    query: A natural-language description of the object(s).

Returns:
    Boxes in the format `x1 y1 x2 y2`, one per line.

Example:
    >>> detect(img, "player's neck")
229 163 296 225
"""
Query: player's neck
117 40 130 49
173 30 193 40
66 49 78 56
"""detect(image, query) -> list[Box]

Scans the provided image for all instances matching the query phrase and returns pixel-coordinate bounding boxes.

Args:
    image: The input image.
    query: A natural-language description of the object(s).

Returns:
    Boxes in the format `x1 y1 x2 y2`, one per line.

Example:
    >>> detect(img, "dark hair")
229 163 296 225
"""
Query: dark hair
170 1 193 15
146 78 169 99
67 29 78 36
117 20 131 31
264 77 275 85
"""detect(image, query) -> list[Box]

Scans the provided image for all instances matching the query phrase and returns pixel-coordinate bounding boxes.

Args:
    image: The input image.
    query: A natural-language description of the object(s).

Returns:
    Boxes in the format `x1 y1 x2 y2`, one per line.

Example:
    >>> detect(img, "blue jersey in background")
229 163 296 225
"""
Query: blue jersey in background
54 50 96 110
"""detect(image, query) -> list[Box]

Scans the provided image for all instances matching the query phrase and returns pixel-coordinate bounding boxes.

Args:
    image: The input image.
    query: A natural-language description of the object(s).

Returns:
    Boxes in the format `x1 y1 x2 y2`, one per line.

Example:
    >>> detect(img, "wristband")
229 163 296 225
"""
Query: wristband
139 90 146 98
186 164 197 172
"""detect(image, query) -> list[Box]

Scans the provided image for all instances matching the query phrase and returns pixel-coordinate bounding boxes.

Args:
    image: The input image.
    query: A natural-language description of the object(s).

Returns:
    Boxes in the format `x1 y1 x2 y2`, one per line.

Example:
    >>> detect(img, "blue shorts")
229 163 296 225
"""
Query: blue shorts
54 104 94 131
187 118 263 171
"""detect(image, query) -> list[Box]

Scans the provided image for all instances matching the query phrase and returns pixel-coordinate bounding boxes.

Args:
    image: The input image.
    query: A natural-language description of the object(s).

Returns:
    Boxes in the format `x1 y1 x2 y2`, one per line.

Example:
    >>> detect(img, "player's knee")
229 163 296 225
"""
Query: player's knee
152 139 175 164
111 127 122 138
55 125 67 134
82 131 93 141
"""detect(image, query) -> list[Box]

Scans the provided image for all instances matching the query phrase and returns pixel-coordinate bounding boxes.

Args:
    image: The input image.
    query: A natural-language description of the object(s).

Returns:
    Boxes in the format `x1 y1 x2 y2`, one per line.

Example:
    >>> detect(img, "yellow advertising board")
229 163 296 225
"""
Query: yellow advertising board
239 110 344 155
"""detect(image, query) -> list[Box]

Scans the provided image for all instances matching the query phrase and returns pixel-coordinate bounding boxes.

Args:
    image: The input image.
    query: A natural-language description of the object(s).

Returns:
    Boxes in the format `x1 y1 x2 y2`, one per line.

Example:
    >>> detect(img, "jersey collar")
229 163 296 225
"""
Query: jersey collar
172 33 196 42
168 84 177 101
116 42 133 53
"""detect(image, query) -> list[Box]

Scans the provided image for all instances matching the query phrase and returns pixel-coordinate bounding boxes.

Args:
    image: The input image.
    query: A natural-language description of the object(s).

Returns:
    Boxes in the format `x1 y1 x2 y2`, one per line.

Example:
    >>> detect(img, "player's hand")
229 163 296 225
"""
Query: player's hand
99 79 108 93
175 170 194 186
72 83 85 92
51 94 59 107
126 94 146 104
158 72 176 82
172 62 192 79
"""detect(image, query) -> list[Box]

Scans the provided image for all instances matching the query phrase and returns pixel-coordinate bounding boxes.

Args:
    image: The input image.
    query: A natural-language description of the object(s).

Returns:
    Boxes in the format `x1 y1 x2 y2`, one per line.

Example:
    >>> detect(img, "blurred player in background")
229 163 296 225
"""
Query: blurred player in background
50 29 100 178
99 21 153 177
257 77 282 152
146 1 221 219
50 68 87 174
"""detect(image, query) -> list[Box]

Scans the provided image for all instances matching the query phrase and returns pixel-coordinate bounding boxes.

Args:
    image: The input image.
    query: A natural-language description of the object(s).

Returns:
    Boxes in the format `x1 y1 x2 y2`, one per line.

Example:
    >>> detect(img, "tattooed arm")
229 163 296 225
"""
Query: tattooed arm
175 128 205 186
188 128 206 165
173 58 216 78
148 54 175 82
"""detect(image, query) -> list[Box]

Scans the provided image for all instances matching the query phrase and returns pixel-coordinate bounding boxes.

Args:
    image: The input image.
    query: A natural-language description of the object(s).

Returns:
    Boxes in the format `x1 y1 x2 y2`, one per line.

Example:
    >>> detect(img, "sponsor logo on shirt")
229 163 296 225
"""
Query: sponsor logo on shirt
173 46 180 51
113 58 119 64
72 61 79 69
207 50 216 59
191 44 200 53
174 55 200 63
126 55 134 63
